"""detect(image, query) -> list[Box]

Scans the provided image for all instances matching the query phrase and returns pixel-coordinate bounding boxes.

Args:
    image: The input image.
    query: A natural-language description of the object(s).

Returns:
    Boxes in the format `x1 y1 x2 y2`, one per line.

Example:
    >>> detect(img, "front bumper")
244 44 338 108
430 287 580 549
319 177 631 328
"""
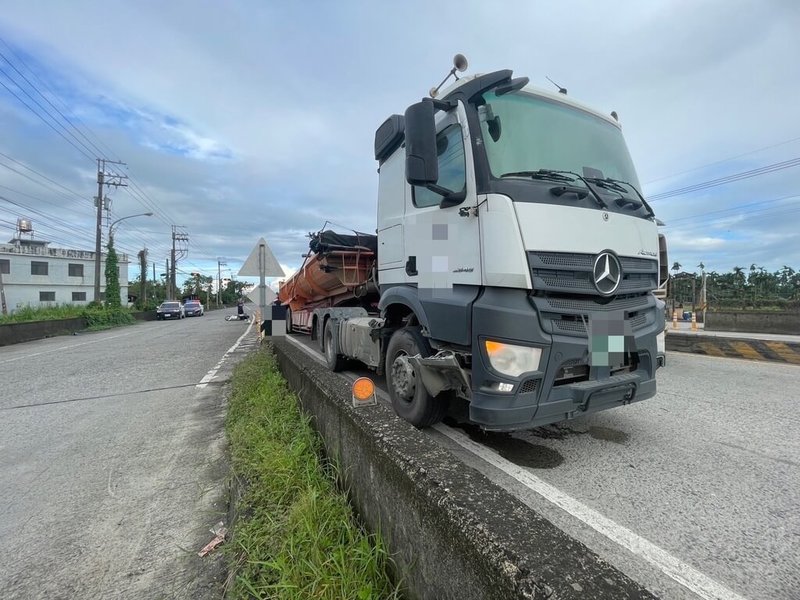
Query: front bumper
468 288 663 431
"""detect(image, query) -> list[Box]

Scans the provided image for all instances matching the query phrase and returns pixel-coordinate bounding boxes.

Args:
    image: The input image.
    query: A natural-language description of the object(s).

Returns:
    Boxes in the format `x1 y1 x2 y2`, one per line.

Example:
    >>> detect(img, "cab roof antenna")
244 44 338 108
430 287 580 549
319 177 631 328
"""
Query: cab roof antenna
545 76 567 95
430 53 469 98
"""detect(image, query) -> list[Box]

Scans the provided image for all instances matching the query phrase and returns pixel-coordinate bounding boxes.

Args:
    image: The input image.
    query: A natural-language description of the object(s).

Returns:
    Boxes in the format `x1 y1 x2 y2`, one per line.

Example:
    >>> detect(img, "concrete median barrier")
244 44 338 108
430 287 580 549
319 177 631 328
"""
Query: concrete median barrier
270 338 654 600
0 317 87 346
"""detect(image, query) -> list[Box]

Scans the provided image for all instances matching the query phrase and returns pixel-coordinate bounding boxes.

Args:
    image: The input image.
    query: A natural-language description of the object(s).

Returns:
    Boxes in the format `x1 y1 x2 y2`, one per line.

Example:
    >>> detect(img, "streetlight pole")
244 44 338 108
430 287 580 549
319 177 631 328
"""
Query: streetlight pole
108 212 154 245
100 212 153 307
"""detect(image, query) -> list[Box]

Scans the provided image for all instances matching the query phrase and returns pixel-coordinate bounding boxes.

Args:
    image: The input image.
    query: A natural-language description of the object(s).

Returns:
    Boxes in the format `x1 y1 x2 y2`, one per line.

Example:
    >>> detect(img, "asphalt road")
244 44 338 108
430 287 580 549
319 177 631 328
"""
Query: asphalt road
289 334 799 600
0 310 259 599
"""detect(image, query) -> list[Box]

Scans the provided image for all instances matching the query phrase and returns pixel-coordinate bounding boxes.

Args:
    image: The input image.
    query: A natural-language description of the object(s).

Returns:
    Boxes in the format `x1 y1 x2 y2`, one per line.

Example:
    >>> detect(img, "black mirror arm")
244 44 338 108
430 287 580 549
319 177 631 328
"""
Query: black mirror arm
437 188 467 208
430 99 456 112
424 183 454 197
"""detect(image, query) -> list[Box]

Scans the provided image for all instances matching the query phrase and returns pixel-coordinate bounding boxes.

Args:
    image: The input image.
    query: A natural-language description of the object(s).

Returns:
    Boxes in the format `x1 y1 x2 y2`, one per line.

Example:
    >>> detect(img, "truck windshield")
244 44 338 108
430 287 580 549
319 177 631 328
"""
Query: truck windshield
478 90 642 193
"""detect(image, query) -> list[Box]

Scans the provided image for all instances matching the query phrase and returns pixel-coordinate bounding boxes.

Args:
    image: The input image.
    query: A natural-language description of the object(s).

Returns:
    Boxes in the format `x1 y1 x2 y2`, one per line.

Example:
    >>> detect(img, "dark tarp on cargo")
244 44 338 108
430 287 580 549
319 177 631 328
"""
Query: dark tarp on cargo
309 230 378 255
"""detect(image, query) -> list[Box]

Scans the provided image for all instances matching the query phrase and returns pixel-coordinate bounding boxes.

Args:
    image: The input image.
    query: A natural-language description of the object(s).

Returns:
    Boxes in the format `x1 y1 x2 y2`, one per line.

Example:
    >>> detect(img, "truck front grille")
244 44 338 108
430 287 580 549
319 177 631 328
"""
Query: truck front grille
528 251 658 296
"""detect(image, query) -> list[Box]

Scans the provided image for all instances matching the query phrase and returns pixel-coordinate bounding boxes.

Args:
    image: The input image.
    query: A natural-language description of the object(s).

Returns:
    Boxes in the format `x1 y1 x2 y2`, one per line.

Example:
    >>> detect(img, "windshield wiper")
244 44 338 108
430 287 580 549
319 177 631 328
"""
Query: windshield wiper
500 169 609 209
500 169 575 183
584 177 628 194
585 177 655 217
500 169 608 208
550 170 608 209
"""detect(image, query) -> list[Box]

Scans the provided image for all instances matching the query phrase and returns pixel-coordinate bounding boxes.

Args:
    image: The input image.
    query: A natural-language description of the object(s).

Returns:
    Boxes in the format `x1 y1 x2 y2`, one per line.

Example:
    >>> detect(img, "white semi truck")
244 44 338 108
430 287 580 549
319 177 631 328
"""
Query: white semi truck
279 56 668 431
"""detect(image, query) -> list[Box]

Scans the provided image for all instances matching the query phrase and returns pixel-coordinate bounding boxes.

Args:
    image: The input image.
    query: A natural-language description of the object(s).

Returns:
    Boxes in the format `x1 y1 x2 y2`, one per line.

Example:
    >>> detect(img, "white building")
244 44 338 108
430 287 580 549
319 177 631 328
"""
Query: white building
0 237 129 312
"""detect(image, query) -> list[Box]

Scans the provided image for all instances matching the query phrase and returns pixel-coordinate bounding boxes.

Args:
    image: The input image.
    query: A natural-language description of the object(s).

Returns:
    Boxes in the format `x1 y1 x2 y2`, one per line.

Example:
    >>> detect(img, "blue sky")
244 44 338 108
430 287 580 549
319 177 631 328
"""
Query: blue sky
0 0 799 287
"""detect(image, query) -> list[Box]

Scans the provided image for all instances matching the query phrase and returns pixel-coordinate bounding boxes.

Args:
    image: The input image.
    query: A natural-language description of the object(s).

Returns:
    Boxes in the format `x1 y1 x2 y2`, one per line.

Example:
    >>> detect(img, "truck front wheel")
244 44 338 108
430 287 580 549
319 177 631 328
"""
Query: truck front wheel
385 327 447 428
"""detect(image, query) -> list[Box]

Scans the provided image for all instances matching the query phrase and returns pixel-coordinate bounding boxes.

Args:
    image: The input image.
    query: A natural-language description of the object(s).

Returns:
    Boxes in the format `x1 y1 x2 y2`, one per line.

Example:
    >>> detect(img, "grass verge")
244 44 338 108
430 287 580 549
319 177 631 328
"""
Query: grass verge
0 304 136 328
225 348 401 600
0 304 86 323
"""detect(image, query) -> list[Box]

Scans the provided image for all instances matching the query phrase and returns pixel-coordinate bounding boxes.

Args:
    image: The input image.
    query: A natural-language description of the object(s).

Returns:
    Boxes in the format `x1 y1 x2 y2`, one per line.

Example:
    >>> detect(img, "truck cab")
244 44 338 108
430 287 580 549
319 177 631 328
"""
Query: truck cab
371 65 666 430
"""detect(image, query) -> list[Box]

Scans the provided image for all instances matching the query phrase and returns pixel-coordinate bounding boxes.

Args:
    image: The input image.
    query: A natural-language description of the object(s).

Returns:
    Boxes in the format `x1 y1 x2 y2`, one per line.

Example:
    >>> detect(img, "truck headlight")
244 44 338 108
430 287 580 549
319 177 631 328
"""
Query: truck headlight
657 331 665 354
484 340 542 377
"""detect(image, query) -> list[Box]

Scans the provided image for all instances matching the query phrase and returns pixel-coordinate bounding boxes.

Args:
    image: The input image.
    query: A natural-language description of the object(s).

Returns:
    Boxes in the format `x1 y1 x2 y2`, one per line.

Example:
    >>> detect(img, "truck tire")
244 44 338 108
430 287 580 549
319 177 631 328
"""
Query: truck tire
323 319 347 372
285 307 293 334
385 326 447 428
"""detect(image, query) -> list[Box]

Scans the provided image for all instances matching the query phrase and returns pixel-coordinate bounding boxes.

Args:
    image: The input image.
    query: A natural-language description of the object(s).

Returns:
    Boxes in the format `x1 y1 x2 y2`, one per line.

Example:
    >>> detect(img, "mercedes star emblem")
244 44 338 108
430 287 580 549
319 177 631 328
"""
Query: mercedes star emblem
593 252 622 295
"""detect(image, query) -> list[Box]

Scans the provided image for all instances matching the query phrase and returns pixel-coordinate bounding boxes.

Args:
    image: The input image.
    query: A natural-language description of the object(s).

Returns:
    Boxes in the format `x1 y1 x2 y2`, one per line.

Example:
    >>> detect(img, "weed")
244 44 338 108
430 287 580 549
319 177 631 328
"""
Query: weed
225 350 401 600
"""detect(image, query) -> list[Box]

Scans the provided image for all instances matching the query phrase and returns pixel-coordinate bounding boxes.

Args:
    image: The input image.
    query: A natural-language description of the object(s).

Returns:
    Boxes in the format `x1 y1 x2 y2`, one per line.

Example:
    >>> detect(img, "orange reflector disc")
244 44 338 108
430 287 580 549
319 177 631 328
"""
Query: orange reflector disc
352 377 375 401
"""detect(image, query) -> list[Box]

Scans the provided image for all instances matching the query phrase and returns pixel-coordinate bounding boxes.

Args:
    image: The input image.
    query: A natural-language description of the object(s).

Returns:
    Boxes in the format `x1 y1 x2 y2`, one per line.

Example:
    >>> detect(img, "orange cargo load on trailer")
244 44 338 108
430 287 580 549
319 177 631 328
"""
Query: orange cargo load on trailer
278 230 379 332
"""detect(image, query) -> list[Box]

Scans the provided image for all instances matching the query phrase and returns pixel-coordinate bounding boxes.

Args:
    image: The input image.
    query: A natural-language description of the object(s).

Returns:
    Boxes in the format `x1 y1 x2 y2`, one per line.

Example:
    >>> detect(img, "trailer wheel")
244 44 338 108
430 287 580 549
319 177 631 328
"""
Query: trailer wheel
285 308 293 334
386 326 447 428
323 320 347 372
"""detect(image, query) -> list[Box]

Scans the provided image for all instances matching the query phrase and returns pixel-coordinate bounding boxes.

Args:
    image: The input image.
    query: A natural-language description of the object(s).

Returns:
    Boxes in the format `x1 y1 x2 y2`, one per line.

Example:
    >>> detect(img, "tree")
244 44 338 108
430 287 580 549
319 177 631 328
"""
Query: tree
671 261 682 273
181 274 213 299
105 237 121 308
220 279 252 305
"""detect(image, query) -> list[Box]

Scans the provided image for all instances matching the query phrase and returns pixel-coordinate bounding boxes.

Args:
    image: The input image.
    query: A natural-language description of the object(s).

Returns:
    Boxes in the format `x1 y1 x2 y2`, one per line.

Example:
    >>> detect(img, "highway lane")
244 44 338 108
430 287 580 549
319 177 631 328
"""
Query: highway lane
286 333 799 600
0 311 259 599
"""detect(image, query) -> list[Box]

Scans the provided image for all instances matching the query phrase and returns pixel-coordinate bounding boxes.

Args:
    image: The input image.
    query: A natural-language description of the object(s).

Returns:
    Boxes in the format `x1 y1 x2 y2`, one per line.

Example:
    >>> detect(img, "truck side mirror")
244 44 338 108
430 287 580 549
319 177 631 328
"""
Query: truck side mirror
404 100 438 186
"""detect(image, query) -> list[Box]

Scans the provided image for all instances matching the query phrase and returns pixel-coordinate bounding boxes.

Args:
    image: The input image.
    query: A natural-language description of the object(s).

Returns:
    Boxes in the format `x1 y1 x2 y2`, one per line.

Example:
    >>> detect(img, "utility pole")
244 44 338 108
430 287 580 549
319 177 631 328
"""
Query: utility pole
217 258 226 307
701 270 708 325
93 159 128 302
138 248 148 308
170 226 189 300
0 267 7 315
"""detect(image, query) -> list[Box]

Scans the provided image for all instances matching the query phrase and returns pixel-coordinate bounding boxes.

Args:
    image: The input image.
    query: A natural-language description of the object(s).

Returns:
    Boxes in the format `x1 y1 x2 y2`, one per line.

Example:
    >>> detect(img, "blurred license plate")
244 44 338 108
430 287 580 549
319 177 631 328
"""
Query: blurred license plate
165 314 172 318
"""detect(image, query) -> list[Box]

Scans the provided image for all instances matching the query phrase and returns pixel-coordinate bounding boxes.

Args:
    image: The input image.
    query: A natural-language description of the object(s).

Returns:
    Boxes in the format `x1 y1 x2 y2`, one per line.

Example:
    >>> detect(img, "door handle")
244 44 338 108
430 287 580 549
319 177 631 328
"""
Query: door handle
405 256 418 276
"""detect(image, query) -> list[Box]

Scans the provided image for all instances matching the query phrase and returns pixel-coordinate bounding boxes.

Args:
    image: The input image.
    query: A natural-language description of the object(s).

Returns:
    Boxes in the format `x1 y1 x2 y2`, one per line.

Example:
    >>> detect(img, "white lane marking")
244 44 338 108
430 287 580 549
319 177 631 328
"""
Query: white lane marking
433 424 748 600
196 320 254 388
284 333 746 599
0 330 137 364
285 334 324 362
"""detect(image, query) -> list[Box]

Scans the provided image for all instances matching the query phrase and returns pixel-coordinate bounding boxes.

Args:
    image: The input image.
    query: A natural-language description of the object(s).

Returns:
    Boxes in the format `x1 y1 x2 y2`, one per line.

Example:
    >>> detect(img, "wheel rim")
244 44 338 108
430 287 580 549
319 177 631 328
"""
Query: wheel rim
390 352 416 403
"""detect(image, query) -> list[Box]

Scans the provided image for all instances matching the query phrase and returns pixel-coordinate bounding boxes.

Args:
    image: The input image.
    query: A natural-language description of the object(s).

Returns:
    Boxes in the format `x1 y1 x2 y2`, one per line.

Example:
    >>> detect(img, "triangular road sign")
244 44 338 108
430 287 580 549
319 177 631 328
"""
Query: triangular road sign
238 238 284 277
247 286 276 305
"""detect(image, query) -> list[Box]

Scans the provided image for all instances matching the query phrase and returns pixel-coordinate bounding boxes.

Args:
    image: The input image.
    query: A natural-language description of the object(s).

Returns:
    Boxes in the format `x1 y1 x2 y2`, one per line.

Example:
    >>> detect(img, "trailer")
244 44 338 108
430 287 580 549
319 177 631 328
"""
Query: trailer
279 230 380 335
280 56 668 432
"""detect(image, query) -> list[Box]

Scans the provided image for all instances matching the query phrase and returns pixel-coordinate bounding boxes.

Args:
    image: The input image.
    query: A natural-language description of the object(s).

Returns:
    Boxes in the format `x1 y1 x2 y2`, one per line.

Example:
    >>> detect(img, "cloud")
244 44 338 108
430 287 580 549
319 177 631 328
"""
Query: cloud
0 0 798 283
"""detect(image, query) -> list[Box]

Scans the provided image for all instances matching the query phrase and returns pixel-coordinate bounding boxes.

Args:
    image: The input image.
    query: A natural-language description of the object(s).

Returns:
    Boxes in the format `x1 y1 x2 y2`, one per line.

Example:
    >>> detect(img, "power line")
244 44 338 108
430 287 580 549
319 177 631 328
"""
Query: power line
0 36 121 162
644 135 800 185
0 182 92 219
0 200 98 248
0 151 87 201
665 202 800 235
665 194 800 225
648 157 800 202
0 50 107 160
0 41 181 268
124 184 174 227
0 68 95 162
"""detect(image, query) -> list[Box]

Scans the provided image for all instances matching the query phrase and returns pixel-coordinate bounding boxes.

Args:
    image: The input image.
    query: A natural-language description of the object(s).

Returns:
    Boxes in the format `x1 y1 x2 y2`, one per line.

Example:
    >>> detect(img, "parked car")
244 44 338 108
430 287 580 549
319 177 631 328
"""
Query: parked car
156 301 184 320
184 300 204 317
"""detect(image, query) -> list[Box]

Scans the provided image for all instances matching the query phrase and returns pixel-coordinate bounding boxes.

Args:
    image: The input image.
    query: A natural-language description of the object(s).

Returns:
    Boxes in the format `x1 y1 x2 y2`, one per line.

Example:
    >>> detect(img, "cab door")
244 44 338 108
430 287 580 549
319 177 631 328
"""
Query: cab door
402 101 482 346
